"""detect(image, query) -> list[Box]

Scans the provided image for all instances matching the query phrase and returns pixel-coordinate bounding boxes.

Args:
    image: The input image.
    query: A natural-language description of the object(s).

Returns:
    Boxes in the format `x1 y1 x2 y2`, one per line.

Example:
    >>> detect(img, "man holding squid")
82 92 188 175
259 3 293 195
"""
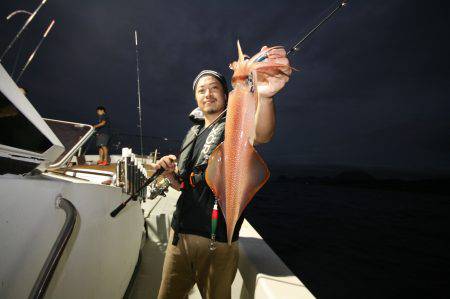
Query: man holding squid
156 44 291 299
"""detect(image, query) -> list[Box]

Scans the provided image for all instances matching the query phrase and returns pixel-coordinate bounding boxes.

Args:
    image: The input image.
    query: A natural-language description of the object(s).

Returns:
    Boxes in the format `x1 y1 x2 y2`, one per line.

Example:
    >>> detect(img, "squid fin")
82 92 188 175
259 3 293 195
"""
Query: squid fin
205 141 270 244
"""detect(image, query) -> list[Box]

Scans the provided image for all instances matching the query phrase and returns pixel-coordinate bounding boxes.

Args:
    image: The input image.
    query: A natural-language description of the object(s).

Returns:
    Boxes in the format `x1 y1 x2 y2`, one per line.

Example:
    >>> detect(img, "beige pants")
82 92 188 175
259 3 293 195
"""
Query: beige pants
157 230 239 299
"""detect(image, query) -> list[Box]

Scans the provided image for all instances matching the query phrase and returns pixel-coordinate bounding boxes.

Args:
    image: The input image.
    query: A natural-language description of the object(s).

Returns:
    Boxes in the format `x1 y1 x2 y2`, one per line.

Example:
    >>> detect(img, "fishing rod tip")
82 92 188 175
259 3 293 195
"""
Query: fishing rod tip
341 0 348 7
43 19 56 37
6 10 33 20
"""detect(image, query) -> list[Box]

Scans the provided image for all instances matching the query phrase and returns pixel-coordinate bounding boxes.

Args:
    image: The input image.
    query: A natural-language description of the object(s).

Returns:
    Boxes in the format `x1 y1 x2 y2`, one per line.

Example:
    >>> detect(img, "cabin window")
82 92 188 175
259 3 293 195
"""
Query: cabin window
0 91 52 153
45 119 92 167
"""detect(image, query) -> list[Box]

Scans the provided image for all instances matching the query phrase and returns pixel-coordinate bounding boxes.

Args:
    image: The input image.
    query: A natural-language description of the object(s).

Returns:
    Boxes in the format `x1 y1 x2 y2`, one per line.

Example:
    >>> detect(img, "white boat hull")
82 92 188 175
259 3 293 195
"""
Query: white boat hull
0 174 143 298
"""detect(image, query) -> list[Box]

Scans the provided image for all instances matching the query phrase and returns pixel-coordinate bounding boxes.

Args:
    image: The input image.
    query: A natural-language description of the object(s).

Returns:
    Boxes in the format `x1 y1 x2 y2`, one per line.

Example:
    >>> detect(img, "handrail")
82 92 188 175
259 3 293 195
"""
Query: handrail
44 118 95 169
61 168 114 177
45 170 90 182
29 196 78 299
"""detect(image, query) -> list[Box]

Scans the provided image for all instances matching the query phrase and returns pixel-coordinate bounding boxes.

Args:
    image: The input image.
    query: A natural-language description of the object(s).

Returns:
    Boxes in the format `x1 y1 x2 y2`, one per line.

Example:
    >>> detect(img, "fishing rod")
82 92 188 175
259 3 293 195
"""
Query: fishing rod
5 10 32 77
16 19 55 83
0 0 48 63
110 109 227 217
110 0 348 217
287 0 348 55
254 0 348 62
134 30 145 165
7 10 32 20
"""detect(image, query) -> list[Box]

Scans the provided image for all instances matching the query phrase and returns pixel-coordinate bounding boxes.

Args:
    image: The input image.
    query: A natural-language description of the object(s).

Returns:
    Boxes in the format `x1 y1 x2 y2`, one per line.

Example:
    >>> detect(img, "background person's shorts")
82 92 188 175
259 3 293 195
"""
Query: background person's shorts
96 133 110 147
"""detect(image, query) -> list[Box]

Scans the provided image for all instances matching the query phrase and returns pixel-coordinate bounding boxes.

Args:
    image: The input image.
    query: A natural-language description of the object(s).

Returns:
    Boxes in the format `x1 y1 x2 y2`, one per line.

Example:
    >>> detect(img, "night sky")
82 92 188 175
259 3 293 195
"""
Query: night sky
1 0 449 178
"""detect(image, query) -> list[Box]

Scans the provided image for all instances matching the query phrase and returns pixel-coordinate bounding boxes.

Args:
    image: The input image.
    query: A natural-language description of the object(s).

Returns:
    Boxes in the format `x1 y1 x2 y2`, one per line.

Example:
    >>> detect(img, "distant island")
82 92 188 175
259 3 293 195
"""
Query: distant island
270 165 450 196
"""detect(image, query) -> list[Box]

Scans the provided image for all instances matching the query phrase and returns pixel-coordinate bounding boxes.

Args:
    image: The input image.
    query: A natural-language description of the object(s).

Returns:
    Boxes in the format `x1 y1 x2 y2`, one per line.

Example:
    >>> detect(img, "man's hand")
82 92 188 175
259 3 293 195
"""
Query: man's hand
256 46 292 99
154 154 177 173
152 154 181 190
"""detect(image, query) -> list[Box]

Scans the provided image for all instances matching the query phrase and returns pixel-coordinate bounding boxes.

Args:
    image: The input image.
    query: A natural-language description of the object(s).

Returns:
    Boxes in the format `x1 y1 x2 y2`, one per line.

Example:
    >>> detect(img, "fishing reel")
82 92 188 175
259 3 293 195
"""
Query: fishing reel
149 175 171 199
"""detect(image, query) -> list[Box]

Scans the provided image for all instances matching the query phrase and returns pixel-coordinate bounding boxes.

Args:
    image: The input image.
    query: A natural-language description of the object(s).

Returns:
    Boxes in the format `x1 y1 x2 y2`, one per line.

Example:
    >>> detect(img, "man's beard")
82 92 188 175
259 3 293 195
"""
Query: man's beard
202 105 224 115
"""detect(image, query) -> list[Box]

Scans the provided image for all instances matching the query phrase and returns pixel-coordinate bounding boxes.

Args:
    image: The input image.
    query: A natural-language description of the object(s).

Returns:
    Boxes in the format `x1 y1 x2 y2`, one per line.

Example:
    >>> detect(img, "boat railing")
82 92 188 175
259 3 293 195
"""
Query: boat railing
59 168 114 178
28 196 78 299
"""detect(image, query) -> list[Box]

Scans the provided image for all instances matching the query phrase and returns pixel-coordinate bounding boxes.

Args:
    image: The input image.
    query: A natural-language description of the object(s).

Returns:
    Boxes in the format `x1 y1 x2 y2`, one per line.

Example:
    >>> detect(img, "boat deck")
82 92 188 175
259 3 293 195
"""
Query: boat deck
125 189 204 298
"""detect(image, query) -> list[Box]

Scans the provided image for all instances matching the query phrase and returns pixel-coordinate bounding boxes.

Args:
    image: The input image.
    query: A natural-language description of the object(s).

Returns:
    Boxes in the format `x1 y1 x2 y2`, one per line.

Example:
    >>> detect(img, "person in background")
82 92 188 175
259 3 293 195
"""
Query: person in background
93 106 110 165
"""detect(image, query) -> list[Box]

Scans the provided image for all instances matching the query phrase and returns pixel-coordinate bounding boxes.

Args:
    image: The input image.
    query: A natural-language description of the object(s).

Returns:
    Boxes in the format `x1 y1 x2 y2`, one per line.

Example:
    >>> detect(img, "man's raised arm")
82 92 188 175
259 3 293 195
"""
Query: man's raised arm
254 46 291 144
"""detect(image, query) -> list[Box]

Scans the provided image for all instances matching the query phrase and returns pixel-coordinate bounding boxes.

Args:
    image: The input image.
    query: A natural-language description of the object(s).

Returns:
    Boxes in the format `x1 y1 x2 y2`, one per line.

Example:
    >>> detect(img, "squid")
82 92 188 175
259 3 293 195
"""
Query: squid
206 41 291 244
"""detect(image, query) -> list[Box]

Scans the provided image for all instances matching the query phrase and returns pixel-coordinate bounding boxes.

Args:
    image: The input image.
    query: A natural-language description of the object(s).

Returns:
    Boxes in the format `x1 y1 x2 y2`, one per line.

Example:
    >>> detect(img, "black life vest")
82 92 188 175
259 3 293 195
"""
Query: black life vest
177 116 226 179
